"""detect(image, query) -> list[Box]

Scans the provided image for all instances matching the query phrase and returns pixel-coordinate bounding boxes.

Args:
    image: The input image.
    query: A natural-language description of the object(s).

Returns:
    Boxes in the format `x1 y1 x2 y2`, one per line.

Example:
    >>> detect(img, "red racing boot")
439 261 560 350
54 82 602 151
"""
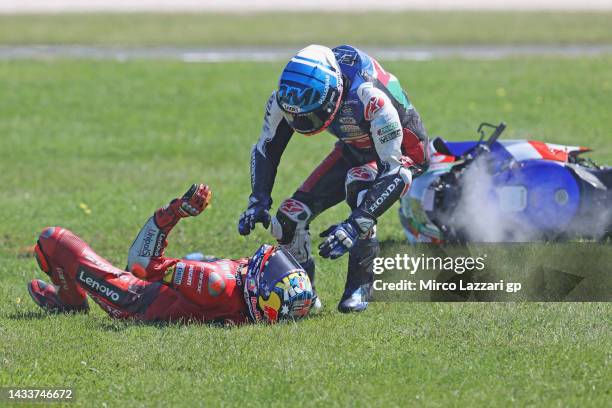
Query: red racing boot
30 227 89 313
27 279 89 313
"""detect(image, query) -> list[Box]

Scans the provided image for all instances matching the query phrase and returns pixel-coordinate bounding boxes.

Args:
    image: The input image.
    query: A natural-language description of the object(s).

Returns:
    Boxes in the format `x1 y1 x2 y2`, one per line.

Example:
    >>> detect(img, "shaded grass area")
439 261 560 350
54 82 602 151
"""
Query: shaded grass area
1 58 611 406
0 12 612 46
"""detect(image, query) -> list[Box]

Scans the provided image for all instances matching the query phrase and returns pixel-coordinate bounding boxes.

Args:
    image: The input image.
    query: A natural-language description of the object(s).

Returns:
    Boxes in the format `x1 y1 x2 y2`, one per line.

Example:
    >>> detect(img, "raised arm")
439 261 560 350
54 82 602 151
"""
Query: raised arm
127 184 212 281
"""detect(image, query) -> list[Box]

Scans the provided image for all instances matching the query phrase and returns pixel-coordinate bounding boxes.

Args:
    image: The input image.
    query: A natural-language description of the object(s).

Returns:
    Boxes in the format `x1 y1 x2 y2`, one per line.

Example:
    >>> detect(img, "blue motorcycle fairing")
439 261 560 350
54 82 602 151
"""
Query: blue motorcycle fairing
493 160 581 231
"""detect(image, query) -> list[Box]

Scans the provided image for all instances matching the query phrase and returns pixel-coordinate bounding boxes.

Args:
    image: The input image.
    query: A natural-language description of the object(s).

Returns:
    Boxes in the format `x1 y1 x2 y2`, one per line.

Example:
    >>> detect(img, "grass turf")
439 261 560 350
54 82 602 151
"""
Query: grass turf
1 12 612 46
0 57 611 406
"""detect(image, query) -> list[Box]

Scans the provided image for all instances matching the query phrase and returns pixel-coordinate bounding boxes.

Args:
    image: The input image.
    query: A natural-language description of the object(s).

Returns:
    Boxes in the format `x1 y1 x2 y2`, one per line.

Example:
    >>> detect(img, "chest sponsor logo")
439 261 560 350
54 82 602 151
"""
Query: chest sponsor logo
339 116 357 125
197 271 204 294
339 124 364 134
341 105 353 115
187 265 195 286
174 262 186 286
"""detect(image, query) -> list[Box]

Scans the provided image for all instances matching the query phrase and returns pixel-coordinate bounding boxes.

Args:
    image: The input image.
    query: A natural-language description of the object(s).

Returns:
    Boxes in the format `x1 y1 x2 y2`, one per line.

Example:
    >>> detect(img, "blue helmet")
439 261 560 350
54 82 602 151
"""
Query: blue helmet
244 245 313 323
276 45 344 135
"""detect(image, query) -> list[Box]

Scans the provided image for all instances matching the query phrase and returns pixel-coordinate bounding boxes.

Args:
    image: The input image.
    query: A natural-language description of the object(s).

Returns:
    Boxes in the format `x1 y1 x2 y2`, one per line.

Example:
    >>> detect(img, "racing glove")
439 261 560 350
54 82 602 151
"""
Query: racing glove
238 196 271 236
155 184 212 229
318 209 377 259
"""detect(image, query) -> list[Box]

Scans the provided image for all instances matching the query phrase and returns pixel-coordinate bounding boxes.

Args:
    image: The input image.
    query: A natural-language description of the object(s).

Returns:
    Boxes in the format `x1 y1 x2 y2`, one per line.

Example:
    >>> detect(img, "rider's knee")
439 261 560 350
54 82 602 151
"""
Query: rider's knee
270 198 313 263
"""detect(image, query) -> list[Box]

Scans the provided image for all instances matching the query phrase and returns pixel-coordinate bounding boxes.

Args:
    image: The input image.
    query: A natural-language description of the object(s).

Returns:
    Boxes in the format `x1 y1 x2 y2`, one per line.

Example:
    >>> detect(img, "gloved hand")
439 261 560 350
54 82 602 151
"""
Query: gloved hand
174 183 212 217
155 184 212 229
238 197 271 236
318 220 360 260
318 210 377 259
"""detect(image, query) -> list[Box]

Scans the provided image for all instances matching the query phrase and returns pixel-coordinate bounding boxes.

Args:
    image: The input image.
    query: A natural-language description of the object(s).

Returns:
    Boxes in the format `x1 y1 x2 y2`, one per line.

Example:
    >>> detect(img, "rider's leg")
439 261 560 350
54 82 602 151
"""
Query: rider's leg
270 143 350 310
340 162 379 313
31 227 88 311
31 227 163 319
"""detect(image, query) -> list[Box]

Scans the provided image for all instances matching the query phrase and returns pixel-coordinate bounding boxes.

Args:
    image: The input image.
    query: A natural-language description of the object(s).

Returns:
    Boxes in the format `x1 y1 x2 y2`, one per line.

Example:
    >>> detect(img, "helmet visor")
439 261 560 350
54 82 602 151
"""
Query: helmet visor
258 247 304 289
279 87 342 135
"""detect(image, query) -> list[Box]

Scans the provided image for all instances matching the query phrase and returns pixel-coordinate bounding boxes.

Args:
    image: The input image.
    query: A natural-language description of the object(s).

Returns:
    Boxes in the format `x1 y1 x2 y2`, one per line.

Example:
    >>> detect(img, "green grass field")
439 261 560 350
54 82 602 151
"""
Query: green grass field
1 12 612 46
1 57 611 406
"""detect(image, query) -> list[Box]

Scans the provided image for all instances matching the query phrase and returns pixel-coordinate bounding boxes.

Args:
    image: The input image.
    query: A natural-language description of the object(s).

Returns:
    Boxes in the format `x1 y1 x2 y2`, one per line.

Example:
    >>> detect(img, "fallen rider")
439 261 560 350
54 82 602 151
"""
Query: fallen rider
28 184 314 324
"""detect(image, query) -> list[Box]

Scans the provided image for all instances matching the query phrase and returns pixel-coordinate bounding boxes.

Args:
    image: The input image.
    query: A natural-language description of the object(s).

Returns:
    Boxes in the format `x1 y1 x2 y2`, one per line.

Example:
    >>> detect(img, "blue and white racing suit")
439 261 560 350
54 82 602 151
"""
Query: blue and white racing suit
249 45 429 295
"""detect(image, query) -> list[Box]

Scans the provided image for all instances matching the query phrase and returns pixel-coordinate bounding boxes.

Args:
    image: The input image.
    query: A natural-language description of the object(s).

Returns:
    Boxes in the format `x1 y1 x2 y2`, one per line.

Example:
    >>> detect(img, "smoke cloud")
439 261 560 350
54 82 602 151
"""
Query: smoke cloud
450 158 612 242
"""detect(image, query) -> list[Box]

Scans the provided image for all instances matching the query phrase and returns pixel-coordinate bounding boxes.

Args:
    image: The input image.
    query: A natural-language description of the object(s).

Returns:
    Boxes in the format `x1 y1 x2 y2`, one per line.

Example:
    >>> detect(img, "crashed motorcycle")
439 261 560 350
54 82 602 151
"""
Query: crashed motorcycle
399 122 612 243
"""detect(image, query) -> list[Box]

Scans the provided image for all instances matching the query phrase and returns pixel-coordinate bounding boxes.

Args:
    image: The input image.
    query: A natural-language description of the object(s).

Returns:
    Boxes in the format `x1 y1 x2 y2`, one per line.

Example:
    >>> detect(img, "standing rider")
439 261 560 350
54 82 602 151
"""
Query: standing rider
238 45 429 313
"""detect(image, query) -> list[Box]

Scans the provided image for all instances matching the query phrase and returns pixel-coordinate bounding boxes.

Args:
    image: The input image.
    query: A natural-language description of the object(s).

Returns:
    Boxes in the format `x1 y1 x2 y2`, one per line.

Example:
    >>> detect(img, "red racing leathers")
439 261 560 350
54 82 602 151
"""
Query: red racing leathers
35 187 250 324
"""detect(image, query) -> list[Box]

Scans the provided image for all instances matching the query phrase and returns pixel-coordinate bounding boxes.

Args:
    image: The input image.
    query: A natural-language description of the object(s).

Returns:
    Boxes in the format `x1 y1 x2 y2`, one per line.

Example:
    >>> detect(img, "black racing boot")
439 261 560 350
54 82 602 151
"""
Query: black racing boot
338 238 379 313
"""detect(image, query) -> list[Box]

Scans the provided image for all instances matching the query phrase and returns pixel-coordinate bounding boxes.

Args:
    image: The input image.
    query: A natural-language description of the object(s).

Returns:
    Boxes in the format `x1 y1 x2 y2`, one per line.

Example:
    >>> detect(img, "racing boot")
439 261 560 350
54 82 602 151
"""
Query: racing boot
28 279 88 313
31 227 89 311
338 237 379 313
34 226 161 320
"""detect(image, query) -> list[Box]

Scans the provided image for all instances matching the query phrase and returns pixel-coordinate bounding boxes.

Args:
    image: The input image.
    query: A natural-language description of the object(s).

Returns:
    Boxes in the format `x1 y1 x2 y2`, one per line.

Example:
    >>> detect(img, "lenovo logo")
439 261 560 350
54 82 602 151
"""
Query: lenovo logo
78 268 120 302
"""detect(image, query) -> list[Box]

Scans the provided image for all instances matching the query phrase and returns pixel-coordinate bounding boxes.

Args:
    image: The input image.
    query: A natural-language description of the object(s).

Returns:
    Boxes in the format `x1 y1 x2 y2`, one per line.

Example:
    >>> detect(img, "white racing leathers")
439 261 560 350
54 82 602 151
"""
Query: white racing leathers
245 45 429 300
353 82 413 227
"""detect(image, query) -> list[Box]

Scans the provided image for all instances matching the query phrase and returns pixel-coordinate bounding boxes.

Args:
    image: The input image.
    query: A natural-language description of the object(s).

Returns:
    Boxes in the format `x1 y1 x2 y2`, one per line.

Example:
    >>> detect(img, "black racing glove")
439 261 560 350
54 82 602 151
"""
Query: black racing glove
238 196 272 236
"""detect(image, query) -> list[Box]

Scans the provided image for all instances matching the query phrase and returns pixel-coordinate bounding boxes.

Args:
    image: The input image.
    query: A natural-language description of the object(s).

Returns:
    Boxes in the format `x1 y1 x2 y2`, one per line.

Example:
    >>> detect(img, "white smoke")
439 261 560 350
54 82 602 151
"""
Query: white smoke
452 157 540 242
451 158 612 242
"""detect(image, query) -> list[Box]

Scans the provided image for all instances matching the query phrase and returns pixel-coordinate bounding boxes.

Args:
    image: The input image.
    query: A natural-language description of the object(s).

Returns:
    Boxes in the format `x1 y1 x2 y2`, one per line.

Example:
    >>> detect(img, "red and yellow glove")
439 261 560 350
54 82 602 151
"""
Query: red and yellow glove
175 183 212 217
155 184 212 229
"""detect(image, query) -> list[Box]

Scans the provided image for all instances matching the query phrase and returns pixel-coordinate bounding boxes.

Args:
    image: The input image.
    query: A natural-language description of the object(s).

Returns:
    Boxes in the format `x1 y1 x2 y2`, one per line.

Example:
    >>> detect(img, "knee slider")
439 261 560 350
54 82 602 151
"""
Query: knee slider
345 164 377 208
270 198 312 243
270 198 313 263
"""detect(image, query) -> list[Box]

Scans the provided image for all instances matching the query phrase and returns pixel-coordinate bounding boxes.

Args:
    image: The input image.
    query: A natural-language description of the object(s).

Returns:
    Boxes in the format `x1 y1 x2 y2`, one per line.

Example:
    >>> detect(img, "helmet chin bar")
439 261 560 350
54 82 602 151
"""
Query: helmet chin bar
303 99 342 136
